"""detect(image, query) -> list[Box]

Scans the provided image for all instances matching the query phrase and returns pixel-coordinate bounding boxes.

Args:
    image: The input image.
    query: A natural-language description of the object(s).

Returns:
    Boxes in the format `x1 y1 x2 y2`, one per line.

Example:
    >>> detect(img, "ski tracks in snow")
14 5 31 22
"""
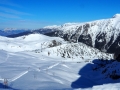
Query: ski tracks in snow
0 71 28 84
8 62 61 82
0 61 71 86
42 62 60 71
43 62 71 71
61 64 71 69
10 71 28 82
0 52 9 64
47 62 60 70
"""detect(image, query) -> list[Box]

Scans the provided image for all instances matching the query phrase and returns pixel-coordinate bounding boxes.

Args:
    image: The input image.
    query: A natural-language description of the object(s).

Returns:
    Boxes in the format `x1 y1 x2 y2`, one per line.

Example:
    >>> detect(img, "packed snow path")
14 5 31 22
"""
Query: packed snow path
0 51 84 90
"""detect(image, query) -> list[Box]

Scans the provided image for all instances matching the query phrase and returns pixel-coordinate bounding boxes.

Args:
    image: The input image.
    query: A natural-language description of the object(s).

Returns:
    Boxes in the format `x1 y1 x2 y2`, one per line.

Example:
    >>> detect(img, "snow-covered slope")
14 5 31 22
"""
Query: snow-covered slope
0 48 119 90
0 32 113 60
1 31 113 58
0 33 65 52
41 42 113 61
0 31 120 89
44 14 120 53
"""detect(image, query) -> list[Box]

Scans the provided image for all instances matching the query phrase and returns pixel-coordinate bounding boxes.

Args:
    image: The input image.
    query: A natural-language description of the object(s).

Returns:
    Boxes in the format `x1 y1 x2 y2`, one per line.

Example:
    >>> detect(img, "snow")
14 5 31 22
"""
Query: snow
0 15 120 89
0 49 82 89
0 48 119 90
44 25 61 29
0 33 65 52
113 14 120 18
45 14 120 49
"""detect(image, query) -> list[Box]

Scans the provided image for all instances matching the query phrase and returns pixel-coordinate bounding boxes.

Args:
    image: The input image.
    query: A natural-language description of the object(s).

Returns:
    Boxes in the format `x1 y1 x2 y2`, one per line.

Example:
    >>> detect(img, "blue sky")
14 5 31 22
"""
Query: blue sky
0 0 120 29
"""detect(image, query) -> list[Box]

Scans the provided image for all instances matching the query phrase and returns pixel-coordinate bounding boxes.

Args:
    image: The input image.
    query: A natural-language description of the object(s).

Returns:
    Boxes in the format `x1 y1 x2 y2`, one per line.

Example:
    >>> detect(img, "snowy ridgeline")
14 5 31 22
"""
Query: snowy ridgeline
45 14 120 44
41 42 113 61
44 14 120 39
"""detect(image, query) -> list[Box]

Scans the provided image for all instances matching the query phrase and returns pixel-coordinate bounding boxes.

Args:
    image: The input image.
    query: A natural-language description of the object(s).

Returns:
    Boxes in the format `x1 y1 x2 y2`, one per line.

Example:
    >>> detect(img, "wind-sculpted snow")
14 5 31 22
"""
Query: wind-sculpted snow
44 14 120 54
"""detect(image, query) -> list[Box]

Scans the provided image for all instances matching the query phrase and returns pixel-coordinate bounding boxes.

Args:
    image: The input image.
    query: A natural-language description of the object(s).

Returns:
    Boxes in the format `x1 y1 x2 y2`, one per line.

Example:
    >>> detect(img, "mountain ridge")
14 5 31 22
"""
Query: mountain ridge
4 14 120 54
43 14 120 54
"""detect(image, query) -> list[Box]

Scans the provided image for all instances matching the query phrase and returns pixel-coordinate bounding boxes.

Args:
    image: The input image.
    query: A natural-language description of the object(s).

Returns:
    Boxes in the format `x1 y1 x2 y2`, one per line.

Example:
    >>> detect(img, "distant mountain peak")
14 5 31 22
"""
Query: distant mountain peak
3 28 29 31
42 14 120 54
44 25 60 29
113 14 120 18
4 28 18 31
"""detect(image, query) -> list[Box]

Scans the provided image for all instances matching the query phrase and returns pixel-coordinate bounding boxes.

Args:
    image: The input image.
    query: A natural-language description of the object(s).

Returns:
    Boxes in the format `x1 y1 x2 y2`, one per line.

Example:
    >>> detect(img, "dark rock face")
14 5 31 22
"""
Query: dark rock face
107 34 120 53
95 33 107 51
78 34 92 47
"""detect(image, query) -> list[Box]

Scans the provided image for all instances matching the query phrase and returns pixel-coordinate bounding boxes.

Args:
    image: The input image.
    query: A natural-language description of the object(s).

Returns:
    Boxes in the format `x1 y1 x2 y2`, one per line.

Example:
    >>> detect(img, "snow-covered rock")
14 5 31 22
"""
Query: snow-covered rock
41 42 113 61
45 14 120 53
113 14 120 18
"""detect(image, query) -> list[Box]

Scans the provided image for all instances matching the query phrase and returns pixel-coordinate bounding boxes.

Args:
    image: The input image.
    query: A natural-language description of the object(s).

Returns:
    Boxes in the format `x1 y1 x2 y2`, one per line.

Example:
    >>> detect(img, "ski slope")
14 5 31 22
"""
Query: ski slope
0 49 119 90
0 50 84 89
0 33 65 52
0 33 120 90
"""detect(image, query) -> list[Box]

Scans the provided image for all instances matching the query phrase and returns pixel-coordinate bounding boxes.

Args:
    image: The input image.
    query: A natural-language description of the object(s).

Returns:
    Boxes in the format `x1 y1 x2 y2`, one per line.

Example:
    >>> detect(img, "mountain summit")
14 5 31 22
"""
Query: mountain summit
113 14 120 18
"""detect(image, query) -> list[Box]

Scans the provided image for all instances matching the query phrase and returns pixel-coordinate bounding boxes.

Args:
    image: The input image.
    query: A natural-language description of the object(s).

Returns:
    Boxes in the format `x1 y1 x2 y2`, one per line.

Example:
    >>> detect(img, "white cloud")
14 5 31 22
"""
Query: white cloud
0 12 20 19
0 0 22 8
0 6 32 15
0 20 60 29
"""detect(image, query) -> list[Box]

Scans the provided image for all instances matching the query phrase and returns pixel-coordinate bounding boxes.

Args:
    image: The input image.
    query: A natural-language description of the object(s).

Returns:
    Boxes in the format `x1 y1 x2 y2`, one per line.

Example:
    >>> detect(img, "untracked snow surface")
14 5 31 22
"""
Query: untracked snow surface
0 33 120 90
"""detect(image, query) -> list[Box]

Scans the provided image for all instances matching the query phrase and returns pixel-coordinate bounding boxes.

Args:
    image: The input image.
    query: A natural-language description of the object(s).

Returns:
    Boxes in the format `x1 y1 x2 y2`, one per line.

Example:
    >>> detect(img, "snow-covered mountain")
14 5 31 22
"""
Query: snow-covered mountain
0 33 113 60
5 14 120 54
1 14 120 90
44 14 120 54
0 32 120 89
3 28 29 31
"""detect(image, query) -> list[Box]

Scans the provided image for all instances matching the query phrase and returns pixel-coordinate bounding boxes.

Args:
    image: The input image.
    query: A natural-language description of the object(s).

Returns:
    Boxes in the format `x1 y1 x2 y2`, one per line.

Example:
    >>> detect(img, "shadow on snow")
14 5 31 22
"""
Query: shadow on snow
71 59 120 89
0 83 18 90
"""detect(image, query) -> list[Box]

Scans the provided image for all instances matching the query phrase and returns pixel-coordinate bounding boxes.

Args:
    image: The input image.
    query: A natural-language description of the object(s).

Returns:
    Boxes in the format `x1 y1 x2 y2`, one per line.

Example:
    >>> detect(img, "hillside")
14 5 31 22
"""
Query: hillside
0 34 64 52
1 32 120 90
